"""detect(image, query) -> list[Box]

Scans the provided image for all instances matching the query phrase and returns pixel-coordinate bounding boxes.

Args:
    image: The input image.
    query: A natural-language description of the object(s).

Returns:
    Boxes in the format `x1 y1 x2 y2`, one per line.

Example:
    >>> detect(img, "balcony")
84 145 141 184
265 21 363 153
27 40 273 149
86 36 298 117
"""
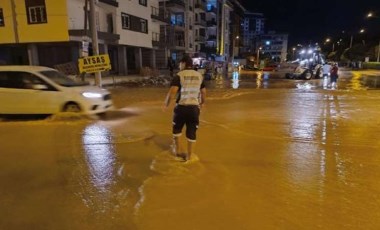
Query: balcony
160 0 185 13
151 6 170 24
68 30 120 43
171 39 186 50
207 19 217 27
195 35 206 42
207 35 216 41
194 19 207 27
171 22 185 31
195 2 206 11
152 32 160 47
98 0 119 7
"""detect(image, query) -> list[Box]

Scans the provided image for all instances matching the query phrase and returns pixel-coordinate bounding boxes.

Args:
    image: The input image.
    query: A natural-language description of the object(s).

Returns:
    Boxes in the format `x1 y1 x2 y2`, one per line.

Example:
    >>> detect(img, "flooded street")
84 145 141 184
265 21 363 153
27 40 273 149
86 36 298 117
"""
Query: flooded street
1 70 380 229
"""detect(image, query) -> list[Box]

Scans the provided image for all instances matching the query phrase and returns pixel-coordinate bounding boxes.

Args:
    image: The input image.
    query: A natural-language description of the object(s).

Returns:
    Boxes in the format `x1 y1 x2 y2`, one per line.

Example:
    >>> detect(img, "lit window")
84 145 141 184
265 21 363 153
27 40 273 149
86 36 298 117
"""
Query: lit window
26 0 47 24
121 13 130 29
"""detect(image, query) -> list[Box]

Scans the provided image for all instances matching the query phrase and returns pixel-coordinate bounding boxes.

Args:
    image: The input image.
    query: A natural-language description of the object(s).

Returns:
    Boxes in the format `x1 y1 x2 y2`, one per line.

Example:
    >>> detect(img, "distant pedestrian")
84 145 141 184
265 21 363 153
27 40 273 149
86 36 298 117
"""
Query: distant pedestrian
163 56 206 162
330 63 339 89
322 62 331 78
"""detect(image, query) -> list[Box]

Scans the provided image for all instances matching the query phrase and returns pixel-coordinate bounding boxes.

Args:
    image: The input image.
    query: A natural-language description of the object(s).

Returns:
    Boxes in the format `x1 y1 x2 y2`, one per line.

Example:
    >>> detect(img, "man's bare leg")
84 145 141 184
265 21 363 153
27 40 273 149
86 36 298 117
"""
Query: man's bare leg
172 136 180 156
187 140 195 161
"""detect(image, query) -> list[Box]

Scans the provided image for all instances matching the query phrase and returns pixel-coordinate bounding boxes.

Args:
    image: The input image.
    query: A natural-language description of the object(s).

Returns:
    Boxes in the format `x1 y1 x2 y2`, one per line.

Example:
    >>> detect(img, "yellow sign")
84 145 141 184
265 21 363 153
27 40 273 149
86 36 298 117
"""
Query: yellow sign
78 54 111 73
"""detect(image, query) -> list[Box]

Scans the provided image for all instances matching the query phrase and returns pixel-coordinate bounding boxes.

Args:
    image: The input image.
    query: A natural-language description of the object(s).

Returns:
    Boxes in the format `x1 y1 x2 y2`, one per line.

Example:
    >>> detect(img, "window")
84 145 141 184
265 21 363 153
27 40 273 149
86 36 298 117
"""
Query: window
25 0 47 24
121 13 130 29
139 0 147 7
121 13 148 34
140 19 147 33
0 72 47 90
0 8 4 27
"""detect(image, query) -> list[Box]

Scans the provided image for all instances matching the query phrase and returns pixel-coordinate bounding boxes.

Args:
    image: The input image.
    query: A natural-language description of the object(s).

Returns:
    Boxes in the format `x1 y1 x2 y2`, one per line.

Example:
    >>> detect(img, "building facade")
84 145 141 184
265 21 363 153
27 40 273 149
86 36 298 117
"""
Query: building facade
258 31 288 62
0 0 258 74
242 12 265 54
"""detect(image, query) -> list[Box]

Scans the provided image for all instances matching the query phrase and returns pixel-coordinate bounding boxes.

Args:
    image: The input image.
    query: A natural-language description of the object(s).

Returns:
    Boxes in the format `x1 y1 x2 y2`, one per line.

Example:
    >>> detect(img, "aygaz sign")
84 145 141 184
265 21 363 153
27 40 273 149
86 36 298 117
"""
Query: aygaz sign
78 54 111 73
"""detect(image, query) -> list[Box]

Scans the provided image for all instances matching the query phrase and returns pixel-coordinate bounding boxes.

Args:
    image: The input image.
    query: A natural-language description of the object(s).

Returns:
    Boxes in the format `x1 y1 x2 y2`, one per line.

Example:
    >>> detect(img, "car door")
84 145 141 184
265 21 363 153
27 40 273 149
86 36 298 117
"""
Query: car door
0 71 35 114
21 72 62 114
0 71 62 114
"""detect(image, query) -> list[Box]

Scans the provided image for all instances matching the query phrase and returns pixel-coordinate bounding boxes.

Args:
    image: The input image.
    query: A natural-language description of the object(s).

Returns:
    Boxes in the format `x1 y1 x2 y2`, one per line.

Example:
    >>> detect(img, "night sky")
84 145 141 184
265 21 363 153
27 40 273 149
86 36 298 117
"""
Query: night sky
241 0 380 46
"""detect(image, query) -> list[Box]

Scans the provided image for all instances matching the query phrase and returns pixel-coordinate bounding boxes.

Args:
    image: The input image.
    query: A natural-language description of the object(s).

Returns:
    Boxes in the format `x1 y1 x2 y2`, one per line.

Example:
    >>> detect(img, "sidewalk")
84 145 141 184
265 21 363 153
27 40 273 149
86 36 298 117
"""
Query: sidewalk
85 69 172 87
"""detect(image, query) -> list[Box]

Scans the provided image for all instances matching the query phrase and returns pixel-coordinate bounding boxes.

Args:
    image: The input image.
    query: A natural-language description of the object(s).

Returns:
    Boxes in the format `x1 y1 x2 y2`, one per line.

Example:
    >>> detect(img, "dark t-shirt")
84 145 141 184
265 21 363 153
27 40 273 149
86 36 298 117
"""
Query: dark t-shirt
330 66 338 76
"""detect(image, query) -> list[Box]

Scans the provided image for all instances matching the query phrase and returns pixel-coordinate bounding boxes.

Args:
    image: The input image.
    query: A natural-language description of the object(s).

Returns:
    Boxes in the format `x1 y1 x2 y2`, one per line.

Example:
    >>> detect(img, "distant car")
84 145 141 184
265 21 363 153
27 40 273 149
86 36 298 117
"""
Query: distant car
0 65 113 116
262 64 278 72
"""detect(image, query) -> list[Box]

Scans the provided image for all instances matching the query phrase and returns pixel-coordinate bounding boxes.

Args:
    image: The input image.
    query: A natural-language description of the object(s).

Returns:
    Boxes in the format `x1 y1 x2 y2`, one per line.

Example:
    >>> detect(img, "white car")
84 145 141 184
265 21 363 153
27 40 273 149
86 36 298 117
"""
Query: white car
0 66 113 115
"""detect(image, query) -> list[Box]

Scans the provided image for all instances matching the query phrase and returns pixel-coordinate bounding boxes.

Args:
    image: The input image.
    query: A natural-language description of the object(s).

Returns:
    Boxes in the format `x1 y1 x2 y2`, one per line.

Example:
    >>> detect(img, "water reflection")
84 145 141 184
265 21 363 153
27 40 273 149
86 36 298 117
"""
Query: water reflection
231 71 239 89
286 92 346 192
346 72 366 90
82 124 116 193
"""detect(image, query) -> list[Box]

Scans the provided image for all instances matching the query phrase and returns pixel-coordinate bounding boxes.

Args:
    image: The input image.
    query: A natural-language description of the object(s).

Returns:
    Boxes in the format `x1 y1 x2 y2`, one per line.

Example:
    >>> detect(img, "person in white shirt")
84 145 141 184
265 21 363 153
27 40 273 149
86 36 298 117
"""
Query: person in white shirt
322 62 332 78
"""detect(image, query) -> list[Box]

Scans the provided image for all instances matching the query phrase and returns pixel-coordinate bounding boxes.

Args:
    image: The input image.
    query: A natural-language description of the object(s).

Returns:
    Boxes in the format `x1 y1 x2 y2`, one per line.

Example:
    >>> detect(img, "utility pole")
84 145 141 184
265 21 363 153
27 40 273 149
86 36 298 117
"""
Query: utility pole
377 40 380 62
10 0 19 43
350 35 353 48
89 0 102 87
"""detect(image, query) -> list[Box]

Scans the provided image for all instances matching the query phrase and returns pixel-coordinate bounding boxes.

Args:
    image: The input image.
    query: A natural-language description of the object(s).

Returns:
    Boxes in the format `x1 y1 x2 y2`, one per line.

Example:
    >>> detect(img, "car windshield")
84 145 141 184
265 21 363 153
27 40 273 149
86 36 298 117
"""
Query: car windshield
39 70 89 87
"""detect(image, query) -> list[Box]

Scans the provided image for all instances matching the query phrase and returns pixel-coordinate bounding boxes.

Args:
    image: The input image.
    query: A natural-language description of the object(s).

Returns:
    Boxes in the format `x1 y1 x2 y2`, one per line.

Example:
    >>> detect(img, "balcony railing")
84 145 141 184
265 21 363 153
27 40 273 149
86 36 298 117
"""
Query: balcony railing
99 0 119 7
195 19 207 27
207 19 217 27
207 35 216 40
195 2 206 11
161 0 185 8
151 6 170 24
152 32 160 47
195 35 206 42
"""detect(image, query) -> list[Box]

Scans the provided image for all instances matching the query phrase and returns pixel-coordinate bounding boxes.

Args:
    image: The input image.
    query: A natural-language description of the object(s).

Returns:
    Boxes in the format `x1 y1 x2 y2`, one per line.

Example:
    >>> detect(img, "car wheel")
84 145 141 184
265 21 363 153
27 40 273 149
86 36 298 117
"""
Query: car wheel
303 70 312 80
63 102 81 113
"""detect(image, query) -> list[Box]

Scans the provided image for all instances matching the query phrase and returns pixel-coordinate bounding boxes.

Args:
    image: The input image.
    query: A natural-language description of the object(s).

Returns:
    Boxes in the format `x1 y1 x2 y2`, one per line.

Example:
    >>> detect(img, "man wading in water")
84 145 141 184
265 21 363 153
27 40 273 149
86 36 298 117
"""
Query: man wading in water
163 56 206 161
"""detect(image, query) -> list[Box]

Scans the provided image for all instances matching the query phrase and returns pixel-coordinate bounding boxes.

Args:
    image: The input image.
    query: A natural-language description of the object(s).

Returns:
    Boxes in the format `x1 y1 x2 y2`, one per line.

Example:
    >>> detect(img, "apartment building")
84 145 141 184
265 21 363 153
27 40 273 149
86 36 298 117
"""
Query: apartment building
0 0 71 65
0 0 249 73
259 31 288 62
242 12 265 54
193 0 207 56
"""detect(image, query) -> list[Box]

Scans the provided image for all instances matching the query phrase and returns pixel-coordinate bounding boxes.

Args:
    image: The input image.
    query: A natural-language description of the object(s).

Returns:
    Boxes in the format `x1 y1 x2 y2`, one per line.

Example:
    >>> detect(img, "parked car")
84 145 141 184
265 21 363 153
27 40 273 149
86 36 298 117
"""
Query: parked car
0 66 113 116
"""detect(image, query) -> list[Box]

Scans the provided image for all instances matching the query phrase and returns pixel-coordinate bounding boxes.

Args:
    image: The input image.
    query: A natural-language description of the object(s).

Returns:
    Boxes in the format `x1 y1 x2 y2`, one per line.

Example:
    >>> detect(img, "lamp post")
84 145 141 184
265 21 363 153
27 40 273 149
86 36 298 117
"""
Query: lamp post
232 35 239 67
367 12 380 62
292 47 296 59
89 0 102 87
377 40 380 62
256 47 262 67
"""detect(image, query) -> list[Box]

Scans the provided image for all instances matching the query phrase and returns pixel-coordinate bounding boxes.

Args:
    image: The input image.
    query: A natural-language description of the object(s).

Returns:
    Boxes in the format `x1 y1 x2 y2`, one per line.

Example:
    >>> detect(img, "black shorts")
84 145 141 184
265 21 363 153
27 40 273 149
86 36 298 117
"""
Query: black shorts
172 105 200 142
331 75 338 83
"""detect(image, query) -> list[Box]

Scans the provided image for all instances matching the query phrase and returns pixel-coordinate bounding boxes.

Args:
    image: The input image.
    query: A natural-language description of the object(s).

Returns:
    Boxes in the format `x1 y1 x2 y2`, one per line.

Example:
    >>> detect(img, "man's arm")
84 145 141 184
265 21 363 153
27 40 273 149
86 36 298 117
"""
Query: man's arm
200 87 206 107
164 86 179 109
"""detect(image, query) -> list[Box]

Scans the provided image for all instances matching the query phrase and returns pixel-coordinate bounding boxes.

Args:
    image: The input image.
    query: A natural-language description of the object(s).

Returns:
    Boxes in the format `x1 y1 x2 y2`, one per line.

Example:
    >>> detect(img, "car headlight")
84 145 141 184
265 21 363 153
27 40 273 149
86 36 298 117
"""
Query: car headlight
82 92 103 98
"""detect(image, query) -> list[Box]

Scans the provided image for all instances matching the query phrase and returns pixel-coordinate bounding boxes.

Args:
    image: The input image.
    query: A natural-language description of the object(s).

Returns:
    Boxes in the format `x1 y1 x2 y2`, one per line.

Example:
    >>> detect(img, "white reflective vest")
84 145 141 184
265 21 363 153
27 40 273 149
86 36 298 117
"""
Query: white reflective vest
177 69 203 105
